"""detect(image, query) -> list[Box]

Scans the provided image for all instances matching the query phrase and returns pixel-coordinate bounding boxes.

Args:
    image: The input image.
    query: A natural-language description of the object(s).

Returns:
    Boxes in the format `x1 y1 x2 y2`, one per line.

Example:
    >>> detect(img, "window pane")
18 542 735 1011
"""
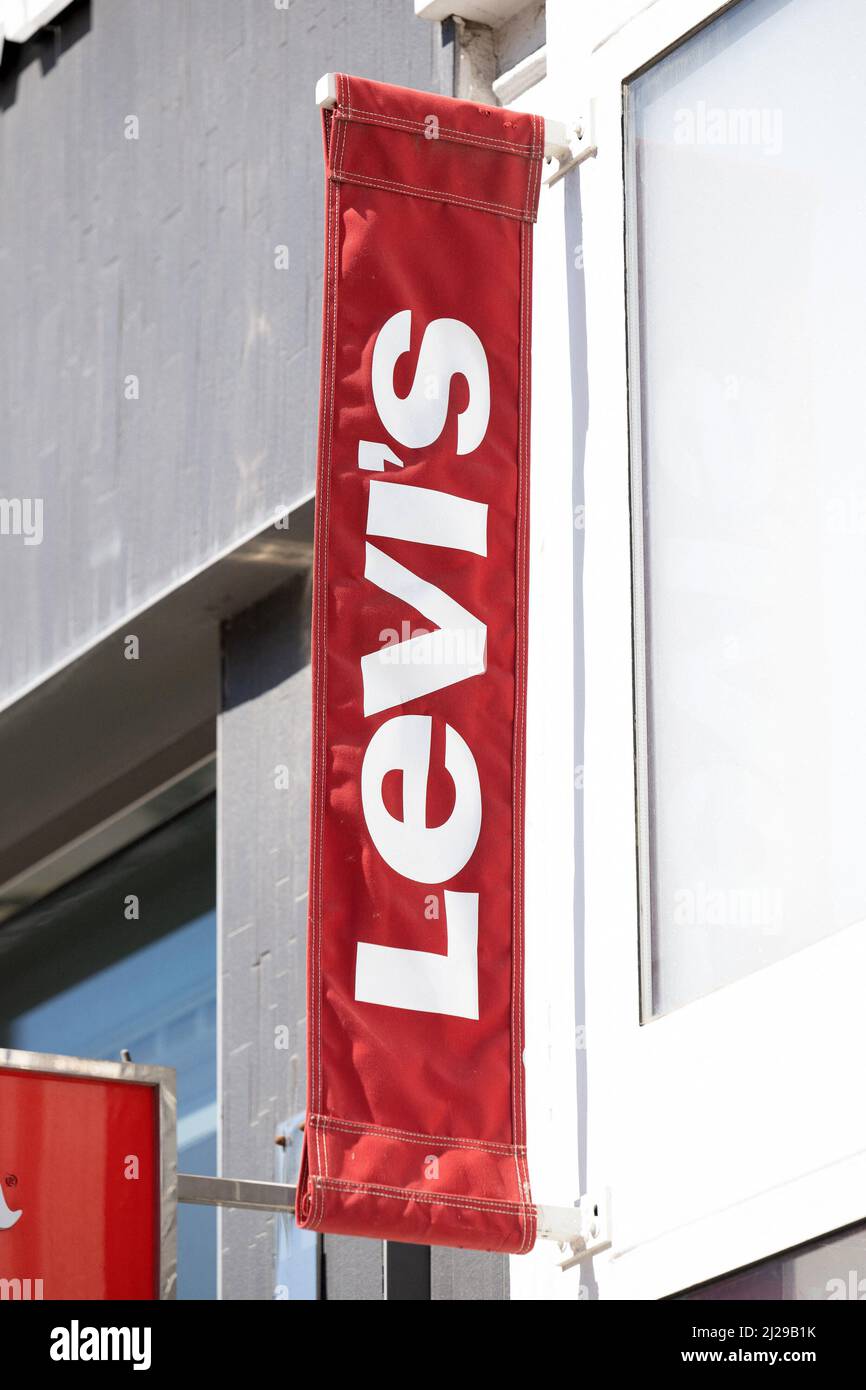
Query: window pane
626 0 866 1014
0 798 217 1299
675 1221 866 1300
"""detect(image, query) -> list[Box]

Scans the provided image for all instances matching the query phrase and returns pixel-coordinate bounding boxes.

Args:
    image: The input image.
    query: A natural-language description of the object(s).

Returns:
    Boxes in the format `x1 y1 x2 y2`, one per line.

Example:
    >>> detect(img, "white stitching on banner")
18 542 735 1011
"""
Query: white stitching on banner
310 1114 527 1155
331 170 536 222
334 106 539 157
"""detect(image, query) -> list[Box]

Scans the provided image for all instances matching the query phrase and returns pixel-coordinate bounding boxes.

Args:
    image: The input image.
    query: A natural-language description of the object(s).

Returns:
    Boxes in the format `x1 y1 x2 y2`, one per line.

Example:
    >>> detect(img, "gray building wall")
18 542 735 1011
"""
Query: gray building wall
0 0 445 705
432 1247 510 1301
219 576 313 1299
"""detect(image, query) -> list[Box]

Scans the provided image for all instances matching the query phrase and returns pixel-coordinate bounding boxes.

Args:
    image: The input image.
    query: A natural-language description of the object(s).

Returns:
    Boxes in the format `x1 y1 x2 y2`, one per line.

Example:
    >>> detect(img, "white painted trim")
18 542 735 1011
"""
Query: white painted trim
611 1147 866 1301
415 0 533 27
0 0 72 45
492 44 547 103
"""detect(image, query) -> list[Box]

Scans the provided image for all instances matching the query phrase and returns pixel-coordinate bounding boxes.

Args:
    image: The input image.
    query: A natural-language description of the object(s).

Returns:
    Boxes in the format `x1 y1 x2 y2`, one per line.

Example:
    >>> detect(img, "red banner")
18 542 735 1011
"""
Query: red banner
297 75 543 1254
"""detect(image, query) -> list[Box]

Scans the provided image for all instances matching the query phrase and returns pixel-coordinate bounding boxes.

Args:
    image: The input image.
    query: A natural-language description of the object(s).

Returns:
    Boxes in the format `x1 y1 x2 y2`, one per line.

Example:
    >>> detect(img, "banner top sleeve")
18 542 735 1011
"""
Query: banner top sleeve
323 73 546 224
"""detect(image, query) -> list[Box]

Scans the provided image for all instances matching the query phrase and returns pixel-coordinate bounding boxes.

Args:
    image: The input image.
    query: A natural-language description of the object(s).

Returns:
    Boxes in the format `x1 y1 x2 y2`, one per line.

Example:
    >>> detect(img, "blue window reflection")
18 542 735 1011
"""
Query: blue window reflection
0 798 217 1299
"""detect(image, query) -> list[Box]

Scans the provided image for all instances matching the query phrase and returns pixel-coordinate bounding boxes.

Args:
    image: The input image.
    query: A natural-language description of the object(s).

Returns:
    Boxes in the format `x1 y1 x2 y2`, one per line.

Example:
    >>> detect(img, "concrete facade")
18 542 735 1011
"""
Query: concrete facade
0 0 445 704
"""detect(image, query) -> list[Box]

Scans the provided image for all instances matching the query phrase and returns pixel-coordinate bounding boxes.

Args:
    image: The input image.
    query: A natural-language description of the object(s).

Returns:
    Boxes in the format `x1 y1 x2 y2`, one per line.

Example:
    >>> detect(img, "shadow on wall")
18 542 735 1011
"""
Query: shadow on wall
0 0 91 110
565 167 597 1300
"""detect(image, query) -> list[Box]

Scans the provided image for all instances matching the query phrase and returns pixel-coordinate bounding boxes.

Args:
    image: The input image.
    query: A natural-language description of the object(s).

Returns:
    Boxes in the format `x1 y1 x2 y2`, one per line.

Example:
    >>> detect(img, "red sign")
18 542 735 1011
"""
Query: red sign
297 75 543 1253
0 1062 164 1299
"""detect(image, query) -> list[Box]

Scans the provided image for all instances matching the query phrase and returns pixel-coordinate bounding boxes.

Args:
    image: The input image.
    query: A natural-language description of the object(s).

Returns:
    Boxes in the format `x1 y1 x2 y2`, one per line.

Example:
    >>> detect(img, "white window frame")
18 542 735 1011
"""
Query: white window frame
564 0 866 1300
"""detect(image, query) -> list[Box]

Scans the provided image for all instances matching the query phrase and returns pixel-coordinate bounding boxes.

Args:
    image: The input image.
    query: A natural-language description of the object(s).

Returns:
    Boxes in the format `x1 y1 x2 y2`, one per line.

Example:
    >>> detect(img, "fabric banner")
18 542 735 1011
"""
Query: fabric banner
297 74 543 1254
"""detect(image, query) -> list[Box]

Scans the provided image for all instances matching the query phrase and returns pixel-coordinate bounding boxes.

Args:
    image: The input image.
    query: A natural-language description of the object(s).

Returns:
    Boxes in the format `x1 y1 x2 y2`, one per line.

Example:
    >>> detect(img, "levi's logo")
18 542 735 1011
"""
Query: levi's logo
0 1180 22 1230
354 309 490 1021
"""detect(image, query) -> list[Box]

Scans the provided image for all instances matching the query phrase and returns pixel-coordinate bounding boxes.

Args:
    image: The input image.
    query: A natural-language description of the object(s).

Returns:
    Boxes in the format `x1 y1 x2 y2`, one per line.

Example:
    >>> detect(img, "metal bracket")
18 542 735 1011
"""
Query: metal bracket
544 102 598 188
178 1172 611 1268
537 1190 612 1270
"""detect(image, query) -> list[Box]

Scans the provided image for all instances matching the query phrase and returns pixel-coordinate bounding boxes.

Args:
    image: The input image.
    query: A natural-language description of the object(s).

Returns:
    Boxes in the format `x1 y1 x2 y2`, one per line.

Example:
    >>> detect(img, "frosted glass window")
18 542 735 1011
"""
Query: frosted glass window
675 1220 866 1301
626 0 866 1014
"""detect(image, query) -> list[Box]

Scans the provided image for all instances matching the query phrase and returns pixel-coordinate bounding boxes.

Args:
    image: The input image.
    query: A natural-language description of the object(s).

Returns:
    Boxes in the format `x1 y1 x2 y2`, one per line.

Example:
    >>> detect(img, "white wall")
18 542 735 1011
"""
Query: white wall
513 0 866 1301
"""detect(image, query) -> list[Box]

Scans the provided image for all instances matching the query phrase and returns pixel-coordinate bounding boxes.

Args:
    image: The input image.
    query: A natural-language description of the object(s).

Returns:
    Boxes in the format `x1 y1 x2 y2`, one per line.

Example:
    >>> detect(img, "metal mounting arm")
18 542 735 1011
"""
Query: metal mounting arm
178 1174 611 1269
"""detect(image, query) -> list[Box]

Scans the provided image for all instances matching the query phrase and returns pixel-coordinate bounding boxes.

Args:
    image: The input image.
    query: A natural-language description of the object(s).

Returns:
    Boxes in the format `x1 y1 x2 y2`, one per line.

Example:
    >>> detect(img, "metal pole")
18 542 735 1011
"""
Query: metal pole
178 1174 296 1213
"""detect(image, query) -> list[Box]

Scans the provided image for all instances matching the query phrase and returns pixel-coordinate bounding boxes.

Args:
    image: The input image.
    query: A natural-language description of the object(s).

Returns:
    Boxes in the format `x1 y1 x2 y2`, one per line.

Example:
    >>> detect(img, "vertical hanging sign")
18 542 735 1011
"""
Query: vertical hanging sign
298 75 543 1253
